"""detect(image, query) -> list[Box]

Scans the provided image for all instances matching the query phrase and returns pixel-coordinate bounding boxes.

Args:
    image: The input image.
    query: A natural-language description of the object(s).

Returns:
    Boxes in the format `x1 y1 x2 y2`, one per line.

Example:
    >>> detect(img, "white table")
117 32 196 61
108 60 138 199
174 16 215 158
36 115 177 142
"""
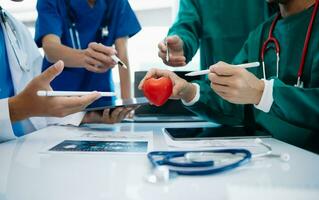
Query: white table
0 122 318 200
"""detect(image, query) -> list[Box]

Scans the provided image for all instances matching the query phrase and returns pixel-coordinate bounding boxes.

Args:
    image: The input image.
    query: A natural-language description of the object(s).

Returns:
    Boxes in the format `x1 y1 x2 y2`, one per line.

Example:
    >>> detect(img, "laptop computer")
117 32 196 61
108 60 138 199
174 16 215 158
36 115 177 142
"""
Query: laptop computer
133 71 206 122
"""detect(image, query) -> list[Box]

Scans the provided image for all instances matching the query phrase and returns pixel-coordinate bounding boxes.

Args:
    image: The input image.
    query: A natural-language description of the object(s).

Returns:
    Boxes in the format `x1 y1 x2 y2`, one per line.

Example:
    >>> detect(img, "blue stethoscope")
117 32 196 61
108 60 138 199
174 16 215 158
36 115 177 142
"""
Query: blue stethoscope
148 149 252 176
146 138 289 184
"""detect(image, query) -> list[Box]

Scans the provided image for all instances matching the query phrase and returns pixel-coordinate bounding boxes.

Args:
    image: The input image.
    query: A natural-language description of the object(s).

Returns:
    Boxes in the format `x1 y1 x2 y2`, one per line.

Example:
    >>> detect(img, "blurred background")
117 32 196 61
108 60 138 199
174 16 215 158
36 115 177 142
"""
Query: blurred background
1 0 200 95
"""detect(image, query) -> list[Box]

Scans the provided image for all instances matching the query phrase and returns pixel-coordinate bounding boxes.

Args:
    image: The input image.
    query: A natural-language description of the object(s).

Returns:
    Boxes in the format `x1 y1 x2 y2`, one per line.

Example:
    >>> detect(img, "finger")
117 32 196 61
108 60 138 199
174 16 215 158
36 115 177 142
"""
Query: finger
138 68 160 89
87 48 116 66
158 41 167 52
158 51 167 61
210 61 237 76
85 56 103 67
167 55 186 63
139 68 179 90
211 82 230 94
39 60 64 83
158 52 173 66
169 61 187 67
208 73 231 86
117 107 130 122
85 64 108 73
102 109 112 123
110 107 124 122
127 109 134 118
158 51 186 67
166 35 181 46
210 83 231 99
89 42 117 56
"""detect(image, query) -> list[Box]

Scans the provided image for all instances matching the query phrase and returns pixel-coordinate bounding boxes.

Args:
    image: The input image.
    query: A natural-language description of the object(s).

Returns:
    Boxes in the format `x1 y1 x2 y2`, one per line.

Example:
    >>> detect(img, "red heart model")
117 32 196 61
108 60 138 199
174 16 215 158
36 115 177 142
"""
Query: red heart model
143 77 173 106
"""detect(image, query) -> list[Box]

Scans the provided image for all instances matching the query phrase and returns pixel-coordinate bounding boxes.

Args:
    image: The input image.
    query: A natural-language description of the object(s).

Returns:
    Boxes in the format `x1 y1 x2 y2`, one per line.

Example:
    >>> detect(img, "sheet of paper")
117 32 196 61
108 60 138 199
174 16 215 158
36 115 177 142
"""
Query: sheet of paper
163 131 260 150
44 131 153 154
49 140 148 153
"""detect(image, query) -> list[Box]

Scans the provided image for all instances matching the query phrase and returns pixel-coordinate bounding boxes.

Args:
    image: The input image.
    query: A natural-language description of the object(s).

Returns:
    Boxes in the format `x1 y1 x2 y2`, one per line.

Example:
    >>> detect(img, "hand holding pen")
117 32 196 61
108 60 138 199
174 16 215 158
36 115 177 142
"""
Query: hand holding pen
158 35 186 67
82 42 127 73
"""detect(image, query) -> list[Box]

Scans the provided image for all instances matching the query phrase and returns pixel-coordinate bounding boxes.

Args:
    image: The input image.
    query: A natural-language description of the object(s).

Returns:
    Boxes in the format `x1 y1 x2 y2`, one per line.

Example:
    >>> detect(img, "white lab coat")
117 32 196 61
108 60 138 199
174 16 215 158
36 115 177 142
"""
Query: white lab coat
0 11 84 142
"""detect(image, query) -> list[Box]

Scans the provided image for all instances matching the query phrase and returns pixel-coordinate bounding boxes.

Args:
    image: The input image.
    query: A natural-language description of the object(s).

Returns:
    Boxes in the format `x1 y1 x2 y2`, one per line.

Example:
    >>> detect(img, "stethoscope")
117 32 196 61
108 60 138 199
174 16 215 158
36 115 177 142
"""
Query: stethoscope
261 0 319 88
145 138 289 184
0 7 29 72
65 0 110 49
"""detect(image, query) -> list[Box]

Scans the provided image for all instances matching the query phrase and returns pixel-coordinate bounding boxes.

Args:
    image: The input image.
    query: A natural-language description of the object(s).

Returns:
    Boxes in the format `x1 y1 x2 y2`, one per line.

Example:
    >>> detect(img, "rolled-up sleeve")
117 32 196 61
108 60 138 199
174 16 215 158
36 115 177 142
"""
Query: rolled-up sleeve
35 0 63 47
107 0 141 41
0 98 16 142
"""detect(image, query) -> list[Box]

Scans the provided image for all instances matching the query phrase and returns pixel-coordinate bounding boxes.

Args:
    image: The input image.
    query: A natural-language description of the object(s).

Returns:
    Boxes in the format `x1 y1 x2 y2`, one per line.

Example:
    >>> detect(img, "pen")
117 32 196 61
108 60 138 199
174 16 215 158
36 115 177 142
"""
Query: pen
165 37 169 63
185 62 260 76
37 91 116 97
111 55 127 69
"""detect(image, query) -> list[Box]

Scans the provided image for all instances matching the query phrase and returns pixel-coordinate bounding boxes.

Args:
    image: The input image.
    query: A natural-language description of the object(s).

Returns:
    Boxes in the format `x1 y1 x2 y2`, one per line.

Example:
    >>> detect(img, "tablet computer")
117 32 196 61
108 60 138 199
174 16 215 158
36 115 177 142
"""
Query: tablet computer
84 97 149 111
164 126 270 141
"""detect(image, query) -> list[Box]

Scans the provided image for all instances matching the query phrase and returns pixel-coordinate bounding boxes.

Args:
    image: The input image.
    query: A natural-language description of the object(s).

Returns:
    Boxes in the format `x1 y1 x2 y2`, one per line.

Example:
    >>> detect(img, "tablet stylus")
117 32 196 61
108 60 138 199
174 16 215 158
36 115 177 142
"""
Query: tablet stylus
185 62 260 76
37 91 116 97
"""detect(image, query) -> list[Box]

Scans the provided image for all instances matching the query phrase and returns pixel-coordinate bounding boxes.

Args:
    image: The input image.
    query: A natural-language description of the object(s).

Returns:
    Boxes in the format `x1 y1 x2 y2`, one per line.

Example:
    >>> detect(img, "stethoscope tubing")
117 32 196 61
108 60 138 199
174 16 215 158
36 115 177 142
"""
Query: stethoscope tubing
260 0 319 86
148 149 252 176
0 8 29 72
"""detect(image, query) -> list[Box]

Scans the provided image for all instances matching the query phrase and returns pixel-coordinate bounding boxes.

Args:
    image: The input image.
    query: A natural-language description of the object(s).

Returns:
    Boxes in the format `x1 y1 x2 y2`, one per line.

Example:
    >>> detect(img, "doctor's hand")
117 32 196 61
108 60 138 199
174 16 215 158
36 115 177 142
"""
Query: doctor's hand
82 42 117 73
208 61 265 104
158 35 186 67
81 107 136 124
8 61 101 123
138 68 197 102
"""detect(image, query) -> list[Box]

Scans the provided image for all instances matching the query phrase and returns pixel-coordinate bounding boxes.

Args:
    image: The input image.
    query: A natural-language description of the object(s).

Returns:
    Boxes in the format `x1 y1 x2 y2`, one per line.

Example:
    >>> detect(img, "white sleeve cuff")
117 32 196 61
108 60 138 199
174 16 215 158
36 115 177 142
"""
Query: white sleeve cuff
46 112 86 127
182 83 200 106
254 79 274 113
0 98 17 142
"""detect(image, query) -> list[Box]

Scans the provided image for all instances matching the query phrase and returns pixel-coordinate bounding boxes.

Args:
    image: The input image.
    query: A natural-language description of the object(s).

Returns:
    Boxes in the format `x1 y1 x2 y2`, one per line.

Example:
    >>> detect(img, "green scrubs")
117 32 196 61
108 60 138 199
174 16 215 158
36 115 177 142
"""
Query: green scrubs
168 0 276 68
187 6 319 153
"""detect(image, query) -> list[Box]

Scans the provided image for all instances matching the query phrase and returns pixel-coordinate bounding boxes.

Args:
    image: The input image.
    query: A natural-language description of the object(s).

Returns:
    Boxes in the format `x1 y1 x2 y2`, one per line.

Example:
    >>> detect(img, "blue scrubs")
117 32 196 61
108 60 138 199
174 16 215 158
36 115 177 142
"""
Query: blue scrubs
35 0 141 93
0 25 23 136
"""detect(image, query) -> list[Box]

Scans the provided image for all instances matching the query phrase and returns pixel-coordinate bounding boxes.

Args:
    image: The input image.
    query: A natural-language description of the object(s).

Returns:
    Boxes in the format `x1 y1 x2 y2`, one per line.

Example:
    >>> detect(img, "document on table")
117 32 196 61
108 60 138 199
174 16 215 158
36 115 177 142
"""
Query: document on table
45 131 153 154
163 131 260 149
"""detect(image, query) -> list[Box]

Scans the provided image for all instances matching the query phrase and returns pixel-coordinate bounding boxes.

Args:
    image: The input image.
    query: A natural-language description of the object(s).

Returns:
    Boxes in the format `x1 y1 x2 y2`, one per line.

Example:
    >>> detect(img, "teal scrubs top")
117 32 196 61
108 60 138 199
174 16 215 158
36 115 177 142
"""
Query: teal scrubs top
35 0 141 92
168 0 277 69
187 6 319 153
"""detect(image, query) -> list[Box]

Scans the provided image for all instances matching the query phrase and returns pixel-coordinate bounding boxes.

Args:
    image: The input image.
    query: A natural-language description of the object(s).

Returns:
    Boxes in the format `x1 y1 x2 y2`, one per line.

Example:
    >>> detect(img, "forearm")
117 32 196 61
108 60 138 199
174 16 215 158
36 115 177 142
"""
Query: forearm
119 68 131 99
116 37 131 99
43 42 85 67
8 96 31 123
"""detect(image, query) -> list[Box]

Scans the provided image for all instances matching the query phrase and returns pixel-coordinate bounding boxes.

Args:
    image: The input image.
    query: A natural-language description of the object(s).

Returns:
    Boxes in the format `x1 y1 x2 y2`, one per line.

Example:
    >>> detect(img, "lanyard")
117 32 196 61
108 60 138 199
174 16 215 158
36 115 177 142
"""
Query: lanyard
261 0 319 88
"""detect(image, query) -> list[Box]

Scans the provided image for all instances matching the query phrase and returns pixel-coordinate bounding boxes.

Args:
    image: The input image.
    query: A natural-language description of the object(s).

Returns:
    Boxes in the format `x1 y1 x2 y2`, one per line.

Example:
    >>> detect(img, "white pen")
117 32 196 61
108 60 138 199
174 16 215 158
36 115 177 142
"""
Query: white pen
111 55 127 69
185 62 260 77
165 37 170 63
37 91 116 97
